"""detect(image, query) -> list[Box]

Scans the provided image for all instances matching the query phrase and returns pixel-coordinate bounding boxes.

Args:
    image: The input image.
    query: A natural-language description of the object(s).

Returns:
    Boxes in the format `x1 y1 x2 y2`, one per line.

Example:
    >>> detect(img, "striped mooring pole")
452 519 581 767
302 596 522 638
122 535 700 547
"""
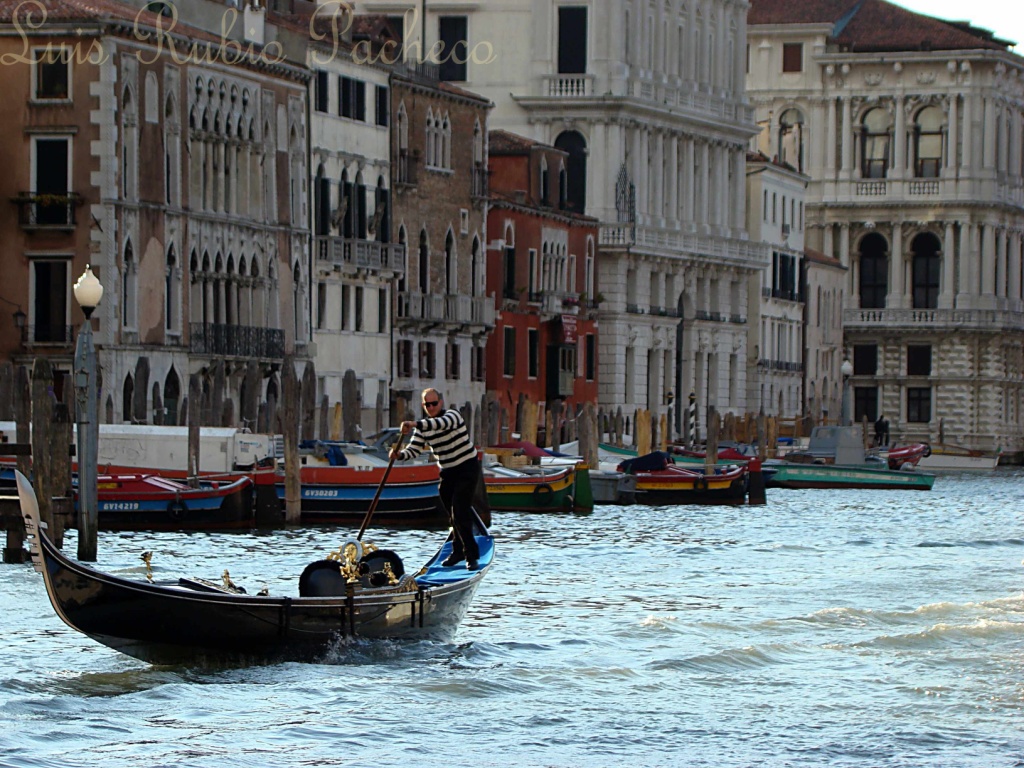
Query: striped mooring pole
687 391 697 448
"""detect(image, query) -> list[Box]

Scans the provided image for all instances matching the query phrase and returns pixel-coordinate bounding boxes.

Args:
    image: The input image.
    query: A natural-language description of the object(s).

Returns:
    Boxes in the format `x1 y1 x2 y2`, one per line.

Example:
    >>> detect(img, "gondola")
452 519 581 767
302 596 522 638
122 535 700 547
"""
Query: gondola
15 471 493 664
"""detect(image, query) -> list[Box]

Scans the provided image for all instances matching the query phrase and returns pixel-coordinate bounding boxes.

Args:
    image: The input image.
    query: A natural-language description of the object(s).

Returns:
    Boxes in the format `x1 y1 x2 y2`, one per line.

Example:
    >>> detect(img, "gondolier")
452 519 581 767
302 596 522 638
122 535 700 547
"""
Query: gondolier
393 389 482 570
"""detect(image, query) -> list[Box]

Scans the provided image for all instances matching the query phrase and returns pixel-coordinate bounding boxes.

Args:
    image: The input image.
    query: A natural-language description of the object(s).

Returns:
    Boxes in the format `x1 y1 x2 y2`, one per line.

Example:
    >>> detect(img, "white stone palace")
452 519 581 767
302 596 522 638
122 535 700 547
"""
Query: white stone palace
748 0 1024 454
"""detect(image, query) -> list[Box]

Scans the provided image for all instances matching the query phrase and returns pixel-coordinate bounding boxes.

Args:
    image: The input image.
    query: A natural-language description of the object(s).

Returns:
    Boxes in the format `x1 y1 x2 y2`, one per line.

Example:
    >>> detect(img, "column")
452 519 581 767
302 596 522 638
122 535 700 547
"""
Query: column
946 94 958 174
941 222 956 308
1012 230 1023 303
823 223 835 261
841 97 854 177
684 138 695 223
839 223 851 269
667 135 678 225
826 96 838 174
732 149 745 232
981 223 996 299
961 92 973 172
893 95 906 179
888 221 903 307
983 96 997 170
957 223 971 304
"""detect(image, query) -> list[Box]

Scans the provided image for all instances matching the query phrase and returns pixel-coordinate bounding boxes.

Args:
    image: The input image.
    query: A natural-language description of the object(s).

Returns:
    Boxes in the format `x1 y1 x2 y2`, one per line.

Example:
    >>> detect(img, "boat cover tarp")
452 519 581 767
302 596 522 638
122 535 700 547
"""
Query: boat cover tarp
617 451 673 474
299 440 348 466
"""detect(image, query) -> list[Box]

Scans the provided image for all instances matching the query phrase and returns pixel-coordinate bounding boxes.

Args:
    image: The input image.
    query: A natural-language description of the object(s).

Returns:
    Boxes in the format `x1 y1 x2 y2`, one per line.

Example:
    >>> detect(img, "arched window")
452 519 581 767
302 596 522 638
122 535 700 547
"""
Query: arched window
314 164 330 236
858 232 889 309
122 374 134 423
778 108 805 172
374 176 390 243
441 114 452 170
355 171 368 239
861 108 892 179
163 368 180 426
425 107 436 167
165 245 178 333
914 106 943 178
539 155 549 205
418 229 429 293
122 239 136 329
397 225 408 292
397 102 410 183
340 170 354 239
554 130 587 212
445 230 456 295
911 232 941 309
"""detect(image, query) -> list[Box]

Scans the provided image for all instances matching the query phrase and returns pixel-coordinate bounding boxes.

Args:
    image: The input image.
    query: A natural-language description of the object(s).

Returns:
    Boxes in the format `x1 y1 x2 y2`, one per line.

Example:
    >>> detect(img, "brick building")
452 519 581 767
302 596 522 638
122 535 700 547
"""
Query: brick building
484 130 599 438
389 64 494 419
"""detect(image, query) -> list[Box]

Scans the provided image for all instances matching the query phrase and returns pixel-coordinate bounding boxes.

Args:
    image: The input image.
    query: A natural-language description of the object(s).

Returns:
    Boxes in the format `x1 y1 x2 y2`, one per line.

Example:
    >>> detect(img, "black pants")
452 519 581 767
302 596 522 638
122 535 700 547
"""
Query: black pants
439 458 481 561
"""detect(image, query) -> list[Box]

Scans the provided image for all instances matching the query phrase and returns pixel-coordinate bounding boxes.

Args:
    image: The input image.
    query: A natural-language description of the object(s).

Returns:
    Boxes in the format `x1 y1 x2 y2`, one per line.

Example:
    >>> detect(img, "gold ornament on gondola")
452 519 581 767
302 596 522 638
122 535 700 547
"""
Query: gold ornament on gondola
140 551 153 583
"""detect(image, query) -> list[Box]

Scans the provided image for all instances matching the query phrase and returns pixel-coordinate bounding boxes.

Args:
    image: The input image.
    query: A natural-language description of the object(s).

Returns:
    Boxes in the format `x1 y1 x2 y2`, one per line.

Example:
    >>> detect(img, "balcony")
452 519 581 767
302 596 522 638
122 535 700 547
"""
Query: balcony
844 307 1024 333
395 292 495 329
315 237 405 275
189 323 285 359
598 223 768 265
541 73 595 98
12 192 82 230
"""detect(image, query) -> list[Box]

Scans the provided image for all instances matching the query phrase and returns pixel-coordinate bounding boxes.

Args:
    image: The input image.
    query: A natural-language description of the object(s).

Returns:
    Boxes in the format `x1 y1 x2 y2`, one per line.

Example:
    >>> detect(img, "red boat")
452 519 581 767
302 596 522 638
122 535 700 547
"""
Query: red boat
884 442 931 469
85 473 255 531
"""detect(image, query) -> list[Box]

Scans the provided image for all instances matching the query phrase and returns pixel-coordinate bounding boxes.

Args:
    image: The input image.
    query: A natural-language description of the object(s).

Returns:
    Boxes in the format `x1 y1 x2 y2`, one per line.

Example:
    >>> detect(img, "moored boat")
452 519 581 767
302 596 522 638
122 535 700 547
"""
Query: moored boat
617 451 749 506
15 470 493 664
90 473 254 531
763 460 935 490
883 442 931 469
915 443 999 472
256 462 447 527
483 463 591 512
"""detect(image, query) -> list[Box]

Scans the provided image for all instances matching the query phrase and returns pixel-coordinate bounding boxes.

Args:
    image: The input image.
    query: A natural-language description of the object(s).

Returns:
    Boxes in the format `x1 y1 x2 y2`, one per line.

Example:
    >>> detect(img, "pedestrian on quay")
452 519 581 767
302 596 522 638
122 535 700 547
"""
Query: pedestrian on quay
391 388 482 570
875 413 890 447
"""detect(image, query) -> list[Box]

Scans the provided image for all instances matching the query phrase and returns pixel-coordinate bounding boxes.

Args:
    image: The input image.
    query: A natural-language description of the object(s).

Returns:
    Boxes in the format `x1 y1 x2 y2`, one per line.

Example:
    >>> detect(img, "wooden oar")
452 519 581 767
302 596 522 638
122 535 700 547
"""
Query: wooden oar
357 430 406 541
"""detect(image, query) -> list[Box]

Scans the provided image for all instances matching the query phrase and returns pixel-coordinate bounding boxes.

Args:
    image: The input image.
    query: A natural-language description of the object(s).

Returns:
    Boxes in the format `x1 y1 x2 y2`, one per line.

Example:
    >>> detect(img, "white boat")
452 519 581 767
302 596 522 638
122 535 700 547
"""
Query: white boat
916 443 999 472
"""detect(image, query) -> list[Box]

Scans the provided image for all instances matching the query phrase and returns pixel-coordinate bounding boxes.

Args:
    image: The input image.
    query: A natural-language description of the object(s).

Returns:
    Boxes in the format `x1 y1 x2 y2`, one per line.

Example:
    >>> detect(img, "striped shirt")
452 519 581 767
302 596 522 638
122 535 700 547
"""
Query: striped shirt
398 408 477 470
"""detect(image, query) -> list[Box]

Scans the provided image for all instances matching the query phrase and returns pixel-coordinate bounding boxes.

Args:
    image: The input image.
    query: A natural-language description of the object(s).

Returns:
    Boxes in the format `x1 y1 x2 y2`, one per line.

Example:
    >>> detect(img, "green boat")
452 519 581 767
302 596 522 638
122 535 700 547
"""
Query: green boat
764 460 935 490
765 426 935 490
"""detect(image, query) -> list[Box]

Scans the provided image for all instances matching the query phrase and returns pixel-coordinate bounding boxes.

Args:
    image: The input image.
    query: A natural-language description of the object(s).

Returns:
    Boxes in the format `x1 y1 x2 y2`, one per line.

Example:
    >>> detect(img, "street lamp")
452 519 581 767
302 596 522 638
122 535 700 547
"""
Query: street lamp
73 265 103 562
840 358 854 426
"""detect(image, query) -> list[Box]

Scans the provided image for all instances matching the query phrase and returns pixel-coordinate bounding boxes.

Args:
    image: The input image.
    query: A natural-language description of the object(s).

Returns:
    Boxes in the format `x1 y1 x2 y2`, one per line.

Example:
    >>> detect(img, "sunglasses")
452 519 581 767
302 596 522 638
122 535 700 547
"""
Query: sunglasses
423 400 439 407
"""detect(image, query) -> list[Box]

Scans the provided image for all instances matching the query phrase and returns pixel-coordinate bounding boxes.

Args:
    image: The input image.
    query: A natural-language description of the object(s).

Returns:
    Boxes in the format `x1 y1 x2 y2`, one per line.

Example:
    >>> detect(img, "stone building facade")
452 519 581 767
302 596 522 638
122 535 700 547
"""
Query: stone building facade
748 0 1024 454
745 152 810 418
354 0 766 442
0 0 310 429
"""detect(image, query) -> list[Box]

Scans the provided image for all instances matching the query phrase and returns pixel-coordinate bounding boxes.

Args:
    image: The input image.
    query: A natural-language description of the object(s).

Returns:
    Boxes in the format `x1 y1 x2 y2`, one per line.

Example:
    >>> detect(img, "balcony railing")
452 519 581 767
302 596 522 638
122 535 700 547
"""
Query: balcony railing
844 307 1024 332
542 73 595 97
395 292 495 328
13 192 82 229
598 223 768 265
315 237 405 274
189 323 285 359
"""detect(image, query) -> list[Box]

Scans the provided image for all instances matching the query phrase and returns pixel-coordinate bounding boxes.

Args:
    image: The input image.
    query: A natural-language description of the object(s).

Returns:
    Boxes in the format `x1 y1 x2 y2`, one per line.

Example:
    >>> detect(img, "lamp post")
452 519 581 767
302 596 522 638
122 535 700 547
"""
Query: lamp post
840 358 854 427
73 265 103 561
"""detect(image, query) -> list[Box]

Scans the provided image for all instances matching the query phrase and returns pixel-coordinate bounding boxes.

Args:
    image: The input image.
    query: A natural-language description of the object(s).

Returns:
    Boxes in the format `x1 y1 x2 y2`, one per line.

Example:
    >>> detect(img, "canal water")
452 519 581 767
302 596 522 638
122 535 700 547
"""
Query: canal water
2 470 1024 767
